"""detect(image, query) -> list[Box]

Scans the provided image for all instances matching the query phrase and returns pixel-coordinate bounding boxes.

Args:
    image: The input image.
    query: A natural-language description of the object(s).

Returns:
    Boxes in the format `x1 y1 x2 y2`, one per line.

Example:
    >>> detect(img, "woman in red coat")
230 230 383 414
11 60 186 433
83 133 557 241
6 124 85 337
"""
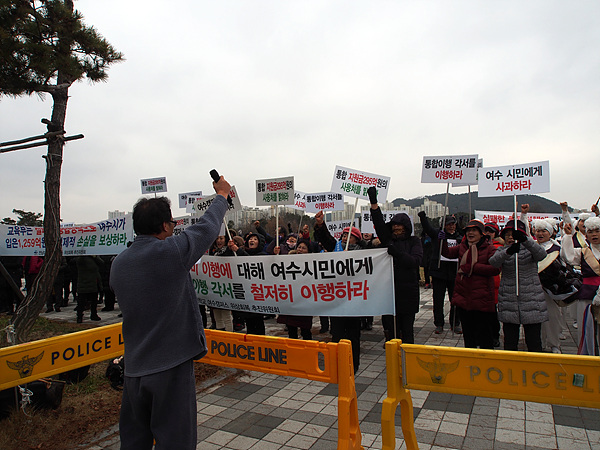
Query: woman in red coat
441 220 500 349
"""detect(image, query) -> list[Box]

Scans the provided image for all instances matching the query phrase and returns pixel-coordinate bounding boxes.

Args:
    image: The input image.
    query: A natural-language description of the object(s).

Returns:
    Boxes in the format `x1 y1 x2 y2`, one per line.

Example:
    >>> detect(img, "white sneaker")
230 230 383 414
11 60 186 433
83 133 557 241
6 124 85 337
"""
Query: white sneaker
573 321 578 329
551 347 561 354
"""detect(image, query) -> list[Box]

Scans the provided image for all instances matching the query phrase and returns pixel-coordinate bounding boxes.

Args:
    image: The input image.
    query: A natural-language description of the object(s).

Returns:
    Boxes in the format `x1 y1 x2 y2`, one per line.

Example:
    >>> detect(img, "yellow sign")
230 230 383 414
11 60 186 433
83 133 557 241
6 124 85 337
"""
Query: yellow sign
203 330 339 383
1 323 124 390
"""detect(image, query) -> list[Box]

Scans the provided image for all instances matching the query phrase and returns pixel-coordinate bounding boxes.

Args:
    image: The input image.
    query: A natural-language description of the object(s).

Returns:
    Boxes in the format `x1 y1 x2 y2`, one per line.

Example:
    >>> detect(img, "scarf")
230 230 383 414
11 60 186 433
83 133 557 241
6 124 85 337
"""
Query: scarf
457 243 478 279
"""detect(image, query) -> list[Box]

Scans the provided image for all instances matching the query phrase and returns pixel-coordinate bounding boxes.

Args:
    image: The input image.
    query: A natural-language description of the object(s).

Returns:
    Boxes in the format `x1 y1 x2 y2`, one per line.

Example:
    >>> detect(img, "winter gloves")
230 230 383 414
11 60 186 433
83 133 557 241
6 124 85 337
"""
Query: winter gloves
506 243 520 255
438 230 446 241
367 186 378 205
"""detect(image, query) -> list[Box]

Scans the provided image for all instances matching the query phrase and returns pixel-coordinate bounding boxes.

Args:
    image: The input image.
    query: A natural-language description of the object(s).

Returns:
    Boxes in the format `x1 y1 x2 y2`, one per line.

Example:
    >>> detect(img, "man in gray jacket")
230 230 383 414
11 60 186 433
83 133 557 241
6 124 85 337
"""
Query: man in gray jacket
110 175 231 450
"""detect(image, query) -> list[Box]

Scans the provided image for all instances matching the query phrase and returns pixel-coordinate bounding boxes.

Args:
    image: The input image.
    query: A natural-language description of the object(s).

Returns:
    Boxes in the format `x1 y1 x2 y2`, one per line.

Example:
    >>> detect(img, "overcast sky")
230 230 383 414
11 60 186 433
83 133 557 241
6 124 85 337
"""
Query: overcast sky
1 0 599 224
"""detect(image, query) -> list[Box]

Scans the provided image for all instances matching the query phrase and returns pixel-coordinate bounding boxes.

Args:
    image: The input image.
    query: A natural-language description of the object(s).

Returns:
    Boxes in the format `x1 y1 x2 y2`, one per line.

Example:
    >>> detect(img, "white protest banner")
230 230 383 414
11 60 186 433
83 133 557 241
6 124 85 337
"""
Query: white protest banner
191 248 395 317
331 166 391 202
477 161 550 197
452 158 483 187
178 191 203 209
290 191 307 211
361 210 413 236
256 176 294 206
0 216 133 256
188 186 242 216
140 177 167 194
421 155 479 184
305 192 344 213
474 210 577 227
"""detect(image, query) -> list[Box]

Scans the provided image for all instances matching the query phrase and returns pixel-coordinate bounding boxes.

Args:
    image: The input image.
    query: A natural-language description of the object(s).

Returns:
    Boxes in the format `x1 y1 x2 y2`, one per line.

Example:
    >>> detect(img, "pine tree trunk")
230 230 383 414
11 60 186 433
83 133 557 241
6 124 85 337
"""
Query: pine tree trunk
13 87 68 343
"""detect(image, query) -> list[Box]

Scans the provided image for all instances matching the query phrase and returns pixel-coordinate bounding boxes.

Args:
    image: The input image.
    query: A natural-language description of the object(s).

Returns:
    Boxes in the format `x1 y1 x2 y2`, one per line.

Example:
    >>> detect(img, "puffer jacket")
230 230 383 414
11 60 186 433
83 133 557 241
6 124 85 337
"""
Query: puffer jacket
442 236 500 312
372 208 422 314
489 236 548 324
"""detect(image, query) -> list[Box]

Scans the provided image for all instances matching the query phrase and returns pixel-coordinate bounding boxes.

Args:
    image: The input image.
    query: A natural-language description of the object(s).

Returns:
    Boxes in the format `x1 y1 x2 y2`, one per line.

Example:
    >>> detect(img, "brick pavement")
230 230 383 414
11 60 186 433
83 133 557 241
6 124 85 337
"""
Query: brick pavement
43 287 599 449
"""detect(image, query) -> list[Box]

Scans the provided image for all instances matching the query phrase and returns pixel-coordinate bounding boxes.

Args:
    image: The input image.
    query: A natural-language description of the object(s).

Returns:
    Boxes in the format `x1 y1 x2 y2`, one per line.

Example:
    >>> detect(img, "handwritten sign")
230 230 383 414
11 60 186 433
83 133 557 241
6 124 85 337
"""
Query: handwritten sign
478 161 550 197
290 191 307 211
256 176 295 206
452 158 483 187
421 155 478 184
140 177 167 194
305 192 344 213
178 191 203 209
188 186 242 216
361 210 414 235
331 166 390 202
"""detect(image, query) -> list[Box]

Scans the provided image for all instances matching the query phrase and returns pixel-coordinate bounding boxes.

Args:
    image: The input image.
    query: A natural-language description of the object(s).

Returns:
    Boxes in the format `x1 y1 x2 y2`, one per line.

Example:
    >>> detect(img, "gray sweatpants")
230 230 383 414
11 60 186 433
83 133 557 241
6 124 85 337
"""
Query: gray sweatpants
120 359 196 450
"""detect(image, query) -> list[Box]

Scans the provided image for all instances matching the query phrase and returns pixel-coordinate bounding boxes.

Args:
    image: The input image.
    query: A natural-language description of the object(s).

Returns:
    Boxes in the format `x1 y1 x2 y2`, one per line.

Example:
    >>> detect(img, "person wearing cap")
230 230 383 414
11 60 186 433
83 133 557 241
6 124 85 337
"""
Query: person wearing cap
489 219 548 352
484 222 504 347
560 216 600 349
368 187 422 344
418 211 463 334
440 220 500 349
313 210 366 373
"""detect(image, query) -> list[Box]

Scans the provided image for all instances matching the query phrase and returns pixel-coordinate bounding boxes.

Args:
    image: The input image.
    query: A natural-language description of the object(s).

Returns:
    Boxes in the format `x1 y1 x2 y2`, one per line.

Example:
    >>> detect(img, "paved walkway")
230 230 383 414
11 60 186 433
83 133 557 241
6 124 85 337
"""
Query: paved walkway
45 288 599 449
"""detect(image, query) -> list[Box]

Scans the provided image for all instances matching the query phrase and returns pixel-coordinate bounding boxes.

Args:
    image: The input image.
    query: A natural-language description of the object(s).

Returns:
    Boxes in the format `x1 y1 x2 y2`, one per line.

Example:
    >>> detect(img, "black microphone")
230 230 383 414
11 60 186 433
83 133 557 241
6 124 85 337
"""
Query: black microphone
210 169 232 207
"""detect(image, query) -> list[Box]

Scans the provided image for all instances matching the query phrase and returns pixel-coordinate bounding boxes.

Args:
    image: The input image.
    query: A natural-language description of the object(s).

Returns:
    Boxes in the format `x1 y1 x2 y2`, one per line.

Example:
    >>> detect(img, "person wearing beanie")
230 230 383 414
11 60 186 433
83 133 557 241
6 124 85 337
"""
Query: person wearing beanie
484 222 504 347
440 220 500 349
313 210 367 373
490 219 548 352
560 216 600 350
369 187 422 345
418 210 463 335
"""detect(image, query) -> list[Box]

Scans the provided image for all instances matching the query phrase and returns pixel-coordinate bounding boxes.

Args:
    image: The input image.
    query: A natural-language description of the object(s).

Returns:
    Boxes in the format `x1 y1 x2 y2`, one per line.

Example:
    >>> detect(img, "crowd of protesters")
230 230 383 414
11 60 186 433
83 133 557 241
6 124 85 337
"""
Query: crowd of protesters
2 197 598 360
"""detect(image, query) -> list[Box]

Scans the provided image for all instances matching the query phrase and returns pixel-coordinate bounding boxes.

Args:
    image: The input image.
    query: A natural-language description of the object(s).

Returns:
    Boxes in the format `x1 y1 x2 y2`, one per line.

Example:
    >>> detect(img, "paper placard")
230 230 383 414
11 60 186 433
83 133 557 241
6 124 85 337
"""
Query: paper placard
477 161 550 197
421 155 478 184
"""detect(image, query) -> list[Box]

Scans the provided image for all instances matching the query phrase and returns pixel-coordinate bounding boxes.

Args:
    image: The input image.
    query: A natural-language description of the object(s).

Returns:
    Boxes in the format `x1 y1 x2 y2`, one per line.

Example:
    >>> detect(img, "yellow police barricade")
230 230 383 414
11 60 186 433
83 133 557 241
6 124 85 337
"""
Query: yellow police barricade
0 323 124 390
203 330 362 450
0 325 362 450
381 340 600 450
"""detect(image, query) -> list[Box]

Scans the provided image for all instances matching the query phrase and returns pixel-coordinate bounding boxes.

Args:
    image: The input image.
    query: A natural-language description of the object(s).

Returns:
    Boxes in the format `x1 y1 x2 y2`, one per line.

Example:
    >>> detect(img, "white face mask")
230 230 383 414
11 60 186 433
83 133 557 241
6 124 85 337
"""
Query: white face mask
287 240 297 249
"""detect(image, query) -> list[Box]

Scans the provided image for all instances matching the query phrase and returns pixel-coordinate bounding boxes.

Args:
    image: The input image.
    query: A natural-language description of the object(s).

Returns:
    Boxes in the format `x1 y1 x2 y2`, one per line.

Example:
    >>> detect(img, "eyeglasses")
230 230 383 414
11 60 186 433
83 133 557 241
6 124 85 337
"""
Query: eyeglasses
169 220 177 226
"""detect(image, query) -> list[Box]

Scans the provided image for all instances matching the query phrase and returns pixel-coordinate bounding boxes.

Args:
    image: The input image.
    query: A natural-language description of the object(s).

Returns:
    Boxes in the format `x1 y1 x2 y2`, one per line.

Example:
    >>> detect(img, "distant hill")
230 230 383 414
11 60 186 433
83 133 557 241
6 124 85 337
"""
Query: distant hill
392 193 564 215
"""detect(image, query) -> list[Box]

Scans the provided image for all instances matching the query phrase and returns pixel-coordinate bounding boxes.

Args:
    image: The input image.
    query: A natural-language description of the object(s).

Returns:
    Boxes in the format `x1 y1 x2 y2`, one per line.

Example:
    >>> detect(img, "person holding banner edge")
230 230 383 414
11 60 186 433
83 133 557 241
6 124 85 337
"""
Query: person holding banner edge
110 175 231 450
313 210 366 373
368 187 422 344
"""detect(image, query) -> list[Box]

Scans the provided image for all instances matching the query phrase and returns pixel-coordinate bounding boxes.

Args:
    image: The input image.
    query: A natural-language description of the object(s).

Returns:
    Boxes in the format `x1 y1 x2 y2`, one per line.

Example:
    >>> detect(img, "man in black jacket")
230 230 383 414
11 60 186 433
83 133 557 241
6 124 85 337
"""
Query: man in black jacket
368 187 422 344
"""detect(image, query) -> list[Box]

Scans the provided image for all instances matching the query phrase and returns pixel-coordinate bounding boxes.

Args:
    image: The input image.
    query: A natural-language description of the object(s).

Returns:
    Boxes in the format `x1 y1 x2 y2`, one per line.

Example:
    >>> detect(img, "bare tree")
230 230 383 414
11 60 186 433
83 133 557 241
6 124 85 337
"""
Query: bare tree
0 0 123 342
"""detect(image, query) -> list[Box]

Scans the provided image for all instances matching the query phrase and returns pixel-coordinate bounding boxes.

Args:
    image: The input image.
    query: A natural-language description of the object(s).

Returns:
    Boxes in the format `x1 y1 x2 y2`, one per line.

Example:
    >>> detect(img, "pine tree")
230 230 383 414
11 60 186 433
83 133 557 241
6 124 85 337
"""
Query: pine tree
0 0 123 342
